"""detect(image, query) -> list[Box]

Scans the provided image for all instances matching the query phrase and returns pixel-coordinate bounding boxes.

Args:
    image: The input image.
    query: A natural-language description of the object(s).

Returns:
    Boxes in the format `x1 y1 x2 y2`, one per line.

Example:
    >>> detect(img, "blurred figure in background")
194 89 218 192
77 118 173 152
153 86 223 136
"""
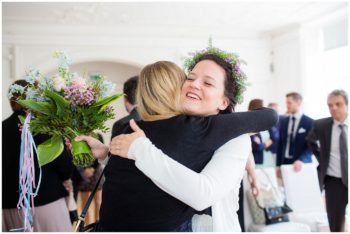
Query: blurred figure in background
306 89 348 232
248 99 273 166
2 80 74 231
265 102 282 166
276 92 313 177
111 75 140 139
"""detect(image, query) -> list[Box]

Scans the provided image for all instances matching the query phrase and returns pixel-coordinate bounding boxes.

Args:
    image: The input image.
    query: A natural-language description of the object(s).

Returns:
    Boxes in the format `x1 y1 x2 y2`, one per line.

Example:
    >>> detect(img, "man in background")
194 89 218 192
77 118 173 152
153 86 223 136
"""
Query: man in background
111 75 140 138
276 92 313 176
306 89 348 232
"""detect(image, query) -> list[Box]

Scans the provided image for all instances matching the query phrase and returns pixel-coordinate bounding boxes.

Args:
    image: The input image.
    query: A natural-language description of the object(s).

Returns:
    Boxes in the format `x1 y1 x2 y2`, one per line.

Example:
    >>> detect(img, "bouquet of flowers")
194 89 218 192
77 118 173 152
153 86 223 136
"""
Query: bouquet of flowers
9 51 122 166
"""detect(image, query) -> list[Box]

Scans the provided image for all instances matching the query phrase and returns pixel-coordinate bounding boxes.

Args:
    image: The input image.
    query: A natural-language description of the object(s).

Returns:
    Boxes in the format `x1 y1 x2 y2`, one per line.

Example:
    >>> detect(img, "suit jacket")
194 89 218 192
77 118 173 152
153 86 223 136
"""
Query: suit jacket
306 117 334 189
111 108 140 139
276 114 313 166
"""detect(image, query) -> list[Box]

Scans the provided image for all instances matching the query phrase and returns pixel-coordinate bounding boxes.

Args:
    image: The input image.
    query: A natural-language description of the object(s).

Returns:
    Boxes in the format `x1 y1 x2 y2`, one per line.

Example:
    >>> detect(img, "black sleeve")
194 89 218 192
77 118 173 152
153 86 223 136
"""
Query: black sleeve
50 145 74 181
111 121 122 140
306 122 321 160
205 107 278 149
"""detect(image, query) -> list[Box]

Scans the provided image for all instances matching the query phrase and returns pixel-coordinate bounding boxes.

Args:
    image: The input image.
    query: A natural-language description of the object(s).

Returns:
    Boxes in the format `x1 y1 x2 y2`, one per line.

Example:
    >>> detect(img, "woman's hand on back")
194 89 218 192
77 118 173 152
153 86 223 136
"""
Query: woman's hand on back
110 119 145 158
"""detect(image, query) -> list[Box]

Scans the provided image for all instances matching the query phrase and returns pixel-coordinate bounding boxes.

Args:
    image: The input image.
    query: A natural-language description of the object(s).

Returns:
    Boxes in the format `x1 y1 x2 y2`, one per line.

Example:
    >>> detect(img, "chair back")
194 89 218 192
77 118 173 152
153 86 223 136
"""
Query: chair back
281 164 325 214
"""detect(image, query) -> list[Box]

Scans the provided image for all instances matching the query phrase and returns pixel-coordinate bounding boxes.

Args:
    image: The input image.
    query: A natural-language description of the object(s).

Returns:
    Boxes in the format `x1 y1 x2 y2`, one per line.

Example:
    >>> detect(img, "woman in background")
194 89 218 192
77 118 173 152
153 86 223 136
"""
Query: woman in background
2 80 73 232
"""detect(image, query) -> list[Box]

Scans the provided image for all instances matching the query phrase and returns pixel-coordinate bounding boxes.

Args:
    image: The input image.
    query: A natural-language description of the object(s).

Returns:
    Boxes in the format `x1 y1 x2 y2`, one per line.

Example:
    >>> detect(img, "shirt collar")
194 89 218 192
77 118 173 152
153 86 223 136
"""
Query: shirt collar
289 110 303 120
334 117 348 127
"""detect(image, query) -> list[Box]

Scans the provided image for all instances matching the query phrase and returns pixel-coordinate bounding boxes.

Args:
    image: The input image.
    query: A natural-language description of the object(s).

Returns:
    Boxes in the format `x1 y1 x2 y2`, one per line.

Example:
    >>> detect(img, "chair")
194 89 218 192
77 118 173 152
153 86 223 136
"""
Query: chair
243 167 311 232
281 164 329 232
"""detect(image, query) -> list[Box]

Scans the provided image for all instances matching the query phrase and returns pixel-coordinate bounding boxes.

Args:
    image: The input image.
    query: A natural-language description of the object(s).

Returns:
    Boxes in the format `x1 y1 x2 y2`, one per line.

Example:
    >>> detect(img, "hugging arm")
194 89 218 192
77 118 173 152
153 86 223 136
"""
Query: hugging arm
127 135 251 211
209 107 278 146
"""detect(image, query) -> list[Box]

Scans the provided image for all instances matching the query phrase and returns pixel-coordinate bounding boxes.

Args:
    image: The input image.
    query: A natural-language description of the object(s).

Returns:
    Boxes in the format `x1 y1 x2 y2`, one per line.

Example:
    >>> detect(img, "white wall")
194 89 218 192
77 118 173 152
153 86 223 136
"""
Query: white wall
2 36 273 117
271 28 303 115
300 8 349 119
270 7 349 118
2 5 348 124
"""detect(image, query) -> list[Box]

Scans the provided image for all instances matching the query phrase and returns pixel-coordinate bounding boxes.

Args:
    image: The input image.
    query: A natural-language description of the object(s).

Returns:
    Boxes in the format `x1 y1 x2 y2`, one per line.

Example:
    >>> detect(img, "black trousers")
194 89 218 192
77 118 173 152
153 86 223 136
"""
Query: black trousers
324 175 348 232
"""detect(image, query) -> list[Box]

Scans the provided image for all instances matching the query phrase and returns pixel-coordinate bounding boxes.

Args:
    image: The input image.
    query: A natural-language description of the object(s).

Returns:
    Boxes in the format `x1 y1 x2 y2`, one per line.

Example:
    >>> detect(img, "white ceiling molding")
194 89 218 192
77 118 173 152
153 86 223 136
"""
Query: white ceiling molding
3 2 347 39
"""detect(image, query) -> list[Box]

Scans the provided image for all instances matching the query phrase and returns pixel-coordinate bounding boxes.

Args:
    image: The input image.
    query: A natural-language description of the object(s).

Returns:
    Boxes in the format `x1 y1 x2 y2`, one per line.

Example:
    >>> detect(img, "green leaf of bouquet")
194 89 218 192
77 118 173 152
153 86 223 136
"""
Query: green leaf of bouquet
17 100 54 115
44 89 69 117
92 94 123 113
37 135 64 166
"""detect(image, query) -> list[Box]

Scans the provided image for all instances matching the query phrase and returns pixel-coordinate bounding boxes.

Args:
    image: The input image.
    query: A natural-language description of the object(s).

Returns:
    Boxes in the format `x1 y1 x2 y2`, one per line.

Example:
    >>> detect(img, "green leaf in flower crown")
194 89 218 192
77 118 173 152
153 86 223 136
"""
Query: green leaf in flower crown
17 100 55 115
44 89 69 117
37 135 64 166
92 94 123 113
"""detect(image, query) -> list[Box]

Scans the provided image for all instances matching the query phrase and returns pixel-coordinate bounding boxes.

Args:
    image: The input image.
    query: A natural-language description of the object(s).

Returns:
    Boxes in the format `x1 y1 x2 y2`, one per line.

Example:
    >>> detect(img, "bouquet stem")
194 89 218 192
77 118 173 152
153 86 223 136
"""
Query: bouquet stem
66 127 96 167
71 139 95 166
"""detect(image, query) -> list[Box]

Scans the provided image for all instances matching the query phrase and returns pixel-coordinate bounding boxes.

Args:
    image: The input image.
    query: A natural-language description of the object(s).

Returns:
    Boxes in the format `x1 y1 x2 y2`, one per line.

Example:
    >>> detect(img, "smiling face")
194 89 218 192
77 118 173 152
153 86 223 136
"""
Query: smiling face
181 60 229 116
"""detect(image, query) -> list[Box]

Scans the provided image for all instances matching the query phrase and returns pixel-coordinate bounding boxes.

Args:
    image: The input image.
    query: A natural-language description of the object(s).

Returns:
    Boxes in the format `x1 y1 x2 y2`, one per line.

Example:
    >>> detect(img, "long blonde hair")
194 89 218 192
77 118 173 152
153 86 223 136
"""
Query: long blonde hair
136 61 185 121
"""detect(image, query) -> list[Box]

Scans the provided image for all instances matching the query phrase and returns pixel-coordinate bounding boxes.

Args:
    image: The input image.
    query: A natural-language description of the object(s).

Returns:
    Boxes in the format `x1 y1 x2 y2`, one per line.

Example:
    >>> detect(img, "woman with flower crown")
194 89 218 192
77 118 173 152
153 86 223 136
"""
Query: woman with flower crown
76 45 277 231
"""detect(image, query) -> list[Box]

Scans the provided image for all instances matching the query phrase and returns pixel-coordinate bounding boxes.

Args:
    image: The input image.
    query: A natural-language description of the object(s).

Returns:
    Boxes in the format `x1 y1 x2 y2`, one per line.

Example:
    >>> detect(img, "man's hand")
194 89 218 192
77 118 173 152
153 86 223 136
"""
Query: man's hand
276 167 282 179
293 160 303 172
62 179 73 192
84 167 95 178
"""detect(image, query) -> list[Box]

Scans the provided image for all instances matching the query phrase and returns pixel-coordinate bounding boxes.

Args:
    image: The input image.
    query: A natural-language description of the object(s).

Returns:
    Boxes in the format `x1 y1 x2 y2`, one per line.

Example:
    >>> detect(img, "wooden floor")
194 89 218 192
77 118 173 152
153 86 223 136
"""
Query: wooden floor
76 191 99 224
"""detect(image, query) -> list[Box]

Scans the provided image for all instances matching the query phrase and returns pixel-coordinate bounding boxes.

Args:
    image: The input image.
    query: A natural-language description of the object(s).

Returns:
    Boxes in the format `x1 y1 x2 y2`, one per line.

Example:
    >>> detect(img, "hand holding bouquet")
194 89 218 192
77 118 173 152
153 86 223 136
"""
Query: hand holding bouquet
9 51 122 166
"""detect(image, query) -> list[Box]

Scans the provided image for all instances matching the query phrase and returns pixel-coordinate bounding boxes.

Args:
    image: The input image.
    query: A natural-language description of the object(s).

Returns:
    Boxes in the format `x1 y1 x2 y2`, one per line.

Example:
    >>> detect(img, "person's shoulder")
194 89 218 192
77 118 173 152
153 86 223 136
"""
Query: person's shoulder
114 114 132 126
302 114 314 122
314 117 332 126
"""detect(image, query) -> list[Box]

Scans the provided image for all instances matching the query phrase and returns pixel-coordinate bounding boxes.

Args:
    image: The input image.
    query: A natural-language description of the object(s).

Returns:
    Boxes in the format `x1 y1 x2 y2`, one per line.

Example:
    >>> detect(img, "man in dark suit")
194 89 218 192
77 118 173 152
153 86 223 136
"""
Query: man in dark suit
111 76 140 138
276 92 313 177
306 89 348 232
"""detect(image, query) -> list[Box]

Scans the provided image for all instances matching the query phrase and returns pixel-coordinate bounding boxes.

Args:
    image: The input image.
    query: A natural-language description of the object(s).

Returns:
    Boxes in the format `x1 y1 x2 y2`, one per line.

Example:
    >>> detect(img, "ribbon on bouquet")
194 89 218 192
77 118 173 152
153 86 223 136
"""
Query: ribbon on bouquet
12 112 42 232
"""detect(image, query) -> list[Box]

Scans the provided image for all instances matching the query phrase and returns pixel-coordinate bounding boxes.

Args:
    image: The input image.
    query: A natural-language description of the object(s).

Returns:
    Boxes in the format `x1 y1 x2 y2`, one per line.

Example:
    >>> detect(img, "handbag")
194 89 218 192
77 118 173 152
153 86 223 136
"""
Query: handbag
246 169 293 225
74 157 109 232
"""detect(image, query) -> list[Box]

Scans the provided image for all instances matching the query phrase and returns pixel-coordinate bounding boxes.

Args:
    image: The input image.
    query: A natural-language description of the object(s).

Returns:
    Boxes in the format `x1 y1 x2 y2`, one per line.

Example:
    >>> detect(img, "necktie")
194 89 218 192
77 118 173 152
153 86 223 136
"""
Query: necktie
339 124 348 187
288 116 296 156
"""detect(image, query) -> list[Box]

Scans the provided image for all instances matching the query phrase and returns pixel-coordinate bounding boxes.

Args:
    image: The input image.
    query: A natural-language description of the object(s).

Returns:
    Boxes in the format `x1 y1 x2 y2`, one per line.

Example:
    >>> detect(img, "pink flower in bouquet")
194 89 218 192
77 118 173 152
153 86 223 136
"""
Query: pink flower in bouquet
64 86 95 106
72 76 86 88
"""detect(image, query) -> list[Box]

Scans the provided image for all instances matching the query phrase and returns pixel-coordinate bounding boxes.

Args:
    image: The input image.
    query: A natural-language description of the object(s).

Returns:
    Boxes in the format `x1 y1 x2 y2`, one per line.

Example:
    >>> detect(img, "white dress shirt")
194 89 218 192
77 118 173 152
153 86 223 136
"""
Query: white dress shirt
327 117 348 178
128 134 251 232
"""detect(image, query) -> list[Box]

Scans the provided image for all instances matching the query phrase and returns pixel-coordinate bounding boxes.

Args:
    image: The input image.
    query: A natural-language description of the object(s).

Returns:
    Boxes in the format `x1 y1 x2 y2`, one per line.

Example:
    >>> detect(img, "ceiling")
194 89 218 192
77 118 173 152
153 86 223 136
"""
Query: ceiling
2 1 348 37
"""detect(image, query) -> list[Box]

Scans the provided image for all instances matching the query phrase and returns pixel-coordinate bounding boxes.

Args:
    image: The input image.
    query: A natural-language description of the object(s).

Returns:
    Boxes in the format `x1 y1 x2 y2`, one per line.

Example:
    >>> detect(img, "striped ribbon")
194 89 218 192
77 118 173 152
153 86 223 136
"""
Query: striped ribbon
12 112 42 232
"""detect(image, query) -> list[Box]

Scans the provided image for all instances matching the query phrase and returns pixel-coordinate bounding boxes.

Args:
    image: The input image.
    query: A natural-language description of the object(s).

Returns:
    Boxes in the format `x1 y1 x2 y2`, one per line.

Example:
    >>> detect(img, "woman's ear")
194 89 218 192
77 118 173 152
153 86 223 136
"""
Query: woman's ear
218 97 229 111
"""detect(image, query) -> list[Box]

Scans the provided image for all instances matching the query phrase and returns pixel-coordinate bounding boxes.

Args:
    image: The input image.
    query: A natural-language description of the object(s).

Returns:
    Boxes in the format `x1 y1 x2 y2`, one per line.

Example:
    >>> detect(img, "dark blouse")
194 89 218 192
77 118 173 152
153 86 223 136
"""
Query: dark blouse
2 112 74 208
100 108 278 231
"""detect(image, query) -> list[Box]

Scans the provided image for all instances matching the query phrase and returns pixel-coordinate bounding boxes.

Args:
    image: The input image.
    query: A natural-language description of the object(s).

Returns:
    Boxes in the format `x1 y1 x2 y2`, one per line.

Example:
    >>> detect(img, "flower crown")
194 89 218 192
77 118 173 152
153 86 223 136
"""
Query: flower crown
183 39 248 104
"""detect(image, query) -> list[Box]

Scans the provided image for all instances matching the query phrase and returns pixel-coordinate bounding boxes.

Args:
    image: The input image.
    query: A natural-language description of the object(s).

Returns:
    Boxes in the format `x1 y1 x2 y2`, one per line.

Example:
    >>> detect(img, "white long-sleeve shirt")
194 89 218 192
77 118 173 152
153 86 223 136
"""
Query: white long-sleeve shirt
127 134 251 232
